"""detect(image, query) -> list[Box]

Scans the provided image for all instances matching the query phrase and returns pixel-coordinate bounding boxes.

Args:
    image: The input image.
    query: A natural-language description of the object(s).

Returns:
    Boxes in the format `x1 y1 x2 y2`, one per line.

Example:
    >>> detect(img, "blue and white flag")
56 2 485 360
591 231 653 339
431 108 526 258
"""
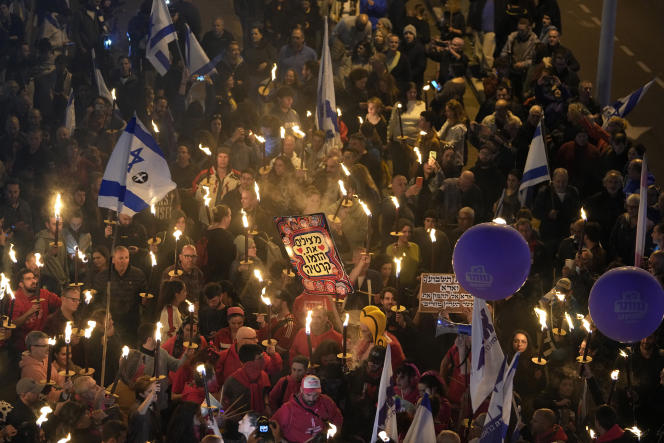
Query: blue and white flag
185 23 221 76
480 353 520 443
371 344 398 442
471 298 504 412
147 0 178 76
98 116 176 215
92 48 113 103
602 79 654 126
518 121 550 206
634 154 649 266
403 393 436 443
65 89 75 132
316 17 341 144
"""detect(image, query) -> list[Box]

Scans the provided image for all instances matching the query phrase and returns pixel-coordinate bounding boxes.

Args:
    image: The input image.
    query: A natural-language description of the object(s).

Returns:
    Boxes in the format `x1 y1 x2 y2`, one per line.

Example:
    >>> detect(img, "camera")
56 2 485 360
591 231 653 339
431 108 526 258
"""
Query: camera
257 416 272 436
197 75 205 82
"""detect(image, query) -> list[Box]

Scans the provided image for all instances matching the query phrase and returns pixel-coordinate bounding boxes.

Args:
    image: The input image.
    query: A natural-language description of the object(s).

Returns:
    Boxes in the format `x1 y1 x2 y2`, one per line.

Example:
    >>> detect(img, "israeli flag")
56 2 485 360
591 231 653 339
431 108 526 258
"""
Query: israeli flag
316 17 341 143
371 345 398 442
185 23 220 76
403 393 436 443
98 116 176 215
518 121 550 206
92 48 113 103
65 89 75 132
147 0 178 76
479 353 520 443
634 154 649 266
471 298 505 412
602 79 654 126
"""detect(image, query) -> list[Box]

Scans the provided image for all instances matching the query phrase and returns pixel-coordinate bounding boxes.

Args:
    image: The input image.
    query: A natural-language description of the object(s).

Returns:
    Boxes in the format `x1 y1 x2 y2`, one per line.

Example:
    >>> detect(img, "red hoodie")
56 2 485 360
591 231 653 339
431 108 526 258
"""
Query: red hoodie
535 424 568 443
272 393 343 443
289 324 342 362
215 343 282 385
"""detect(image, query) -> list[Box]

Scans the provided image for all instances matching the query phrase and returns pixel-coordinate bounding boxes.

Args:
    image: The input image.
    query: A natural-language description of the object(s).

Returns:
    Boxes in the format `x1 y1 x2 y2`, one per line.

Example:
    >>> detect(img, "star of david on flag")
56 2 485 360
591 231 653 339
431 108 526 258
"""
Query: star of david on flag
98 116 176 215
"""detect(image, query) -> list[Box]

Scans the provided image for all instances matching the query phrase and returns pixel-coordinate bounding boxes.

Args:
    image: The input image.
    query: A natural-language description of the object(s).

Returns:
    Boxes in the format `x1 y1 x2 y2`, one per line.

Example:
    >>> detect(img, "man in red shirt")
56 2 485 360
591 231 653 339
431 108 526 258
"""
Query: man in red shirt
272 375 343 442
214 326 282 385
268 355 308 411
289 306 342 362
531 408 568 443
11 268 61 351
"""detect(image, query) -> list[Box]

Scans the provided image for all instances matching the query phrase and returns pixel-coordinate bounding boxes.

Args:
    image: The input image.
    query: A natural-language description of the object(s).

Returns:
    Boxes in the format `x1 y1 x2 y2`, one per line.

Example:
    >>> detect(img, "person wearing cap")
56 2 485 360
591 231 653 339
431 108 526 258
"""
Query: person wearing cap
212 306 246 349
272 374 342 442
214 326 282 385
268 87 301 128
402 24 426 88
355 305 406 370
289 306 342 363
6 378 43 442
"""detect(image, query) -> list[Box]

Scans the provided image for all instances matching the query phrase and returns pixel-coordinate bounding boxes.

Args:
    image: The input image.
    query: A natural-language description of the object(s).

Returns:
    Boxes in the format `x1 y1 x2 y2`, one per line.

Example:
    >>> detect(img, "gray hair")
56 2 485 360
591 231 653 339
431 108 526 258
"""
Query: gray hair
25 330 48 350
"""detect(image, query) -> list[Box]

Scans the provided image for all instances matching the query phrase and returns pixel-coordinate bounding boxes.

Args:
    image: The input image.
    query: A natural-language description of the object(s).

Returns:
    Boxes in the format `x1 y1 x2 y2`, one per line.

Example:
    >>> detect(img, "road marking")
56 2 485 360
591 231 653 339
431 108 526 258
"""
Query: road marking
620 45 634 56
655 77 664 89
591 16 602 26
579 3 591 13
636 61 652 73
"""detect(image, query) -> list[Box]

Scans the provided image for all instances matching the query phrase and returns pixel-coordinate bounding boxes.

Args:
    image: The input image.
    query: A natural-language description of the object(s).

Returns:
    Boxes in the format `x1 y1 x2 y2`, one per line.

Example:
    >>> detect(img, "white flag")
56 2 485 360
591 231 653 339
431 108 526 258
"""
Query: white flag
98 116 176 215
64 89 75 132
92 48 113 103
403 393 436 443
518 121 550 206
480 353 520 443
316 17 341 146
471 298 505 412
371 345 398 442
147 0 178 76
634 154 649 266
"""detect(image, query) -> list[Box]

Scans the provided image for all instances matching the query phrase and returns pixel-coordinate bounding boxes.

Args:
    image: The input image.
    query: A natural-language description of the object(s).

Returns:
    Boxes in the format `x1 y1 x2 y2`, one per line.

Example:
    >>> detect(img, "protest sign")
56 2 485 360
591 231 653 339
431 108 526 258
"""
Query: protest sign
419 273 474 316
274 213 352 296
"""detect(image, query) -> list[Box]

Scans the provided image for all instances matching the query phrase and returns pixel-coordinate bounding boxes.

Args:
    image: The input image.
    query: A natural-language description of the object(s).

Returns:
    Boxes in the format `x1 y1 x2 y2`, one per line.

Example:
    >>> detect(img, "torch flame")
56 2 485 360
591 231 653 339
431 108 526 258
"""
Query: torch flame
253 269 263 282
271 63 277 81
150 204 156 215
358 116 364 124
413 147 422 164
394 256 402 278
576 313 585 320
242 210 249 229
305 310 312 335
48 337 56 346
122 345 130 358
292 125 306 138
280 126 286 139
254 134 265 143
327 423 337 438
254 182 261 202
336 108 342 117
198 144 212 156
343 312 349 327
379 431 390 442
581 317 591 333
150 251 157 267
202 185 211 208
84 320 96 339
36 405 53 427
534 307 548 331
423 84 431 91
565 312 573 330
35 252 44 268
626 426 642 440
610 369 619 381
155 322 163 342
396 102 403 109
57 433 71 443
173 228 182 241
492 217 507 224
77 248 88 263
619 349 628 358
260 289 271 306
54 193 62 219
391 196 399 210
580 207 587 221
151 120 159 133
196 363 205 374
338 180 347 197
186 300 195 313
358 199 371 217
587 427 596 439
555 291 565 302
419 130 428 136
64 321 72 344
111 88 116 101
429 228 437 243
9 244 16 263
340 163 351 176
306 110 312 118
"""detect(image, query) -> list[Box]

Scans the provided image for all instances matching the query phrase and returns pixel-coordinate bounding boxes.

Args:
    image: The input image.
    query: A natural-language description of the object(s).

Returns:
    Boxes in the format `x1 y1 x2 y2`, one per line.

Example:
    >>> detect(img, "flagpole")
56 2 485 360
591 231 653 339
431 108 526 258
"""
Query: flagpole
101 210 119 385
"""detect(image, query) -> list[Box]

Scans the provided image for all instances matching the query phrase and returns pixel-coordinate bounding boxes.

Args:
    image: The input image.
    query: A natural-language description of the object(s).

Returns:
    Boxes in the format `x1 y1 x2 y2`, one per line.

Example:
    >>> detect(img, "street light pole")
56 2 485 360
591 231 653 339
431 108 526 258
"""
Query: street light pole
595 0 618 106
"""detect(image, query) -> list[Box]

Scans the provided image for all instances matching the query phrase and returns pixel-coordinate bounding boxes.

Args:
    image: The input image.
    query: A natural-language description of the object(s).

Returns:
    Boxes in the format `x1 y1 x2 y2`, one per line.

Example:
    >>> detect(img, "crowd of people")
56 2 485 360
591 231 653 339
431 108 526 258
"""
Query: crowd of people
0 0 662 441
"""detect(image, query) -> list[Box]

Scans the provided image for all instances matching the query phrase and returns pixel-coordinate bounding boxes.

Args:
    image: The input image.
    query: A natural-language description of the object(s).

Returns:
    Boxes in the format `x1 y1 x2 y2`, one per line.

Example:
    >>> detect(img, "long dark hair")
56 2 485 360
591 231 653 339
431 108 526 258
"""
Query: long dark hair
157 279 185 313
165 401 203 443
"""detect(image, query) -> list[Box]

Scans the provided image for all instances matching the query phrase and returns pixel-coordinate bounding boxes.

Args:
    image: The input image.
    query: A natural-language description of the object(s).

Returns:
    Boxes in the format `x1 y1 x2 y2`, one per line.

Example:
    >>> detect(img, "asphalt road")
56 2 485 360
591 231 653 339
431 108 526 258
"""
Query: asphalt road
559 0 664 180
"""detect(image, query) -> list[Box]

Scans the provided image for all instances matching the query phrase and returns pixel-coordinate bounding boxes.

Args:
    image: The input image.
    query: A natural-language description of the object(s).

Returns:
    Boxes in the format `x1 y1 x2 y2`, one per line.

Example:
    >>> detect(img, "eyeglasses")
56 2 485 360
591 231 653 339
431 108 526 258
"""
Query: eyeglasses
182 254 198 259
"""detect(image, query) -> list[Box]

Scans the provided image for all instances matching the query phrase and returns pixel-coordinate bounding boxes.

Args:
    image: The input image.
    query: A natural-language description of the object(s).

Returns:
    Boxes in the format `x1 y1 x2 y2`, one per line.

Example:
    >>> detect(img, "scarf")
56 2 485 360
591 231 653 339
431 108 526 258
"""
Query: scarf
231 360 270 413
597 425 625 443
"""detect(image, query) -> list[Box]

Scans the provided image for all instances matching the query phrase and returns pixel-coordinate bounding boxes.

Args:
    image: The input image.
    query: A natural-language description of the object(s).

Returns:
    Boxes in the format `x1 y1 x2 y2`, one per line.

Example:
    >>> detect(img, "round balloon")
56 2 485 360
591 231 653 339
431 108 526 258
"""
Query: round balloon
589 266 664 343
452 222 531 300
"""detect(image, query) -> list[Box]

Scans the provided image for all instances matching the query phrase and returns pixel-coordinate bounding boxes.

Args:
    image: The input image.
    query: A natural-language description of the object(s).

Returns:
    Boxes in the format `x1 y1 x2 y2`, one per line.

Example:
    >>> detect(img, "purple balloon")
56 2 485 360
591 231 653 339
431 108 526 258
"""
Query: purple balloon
452 223 531 301
589 267 664 343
